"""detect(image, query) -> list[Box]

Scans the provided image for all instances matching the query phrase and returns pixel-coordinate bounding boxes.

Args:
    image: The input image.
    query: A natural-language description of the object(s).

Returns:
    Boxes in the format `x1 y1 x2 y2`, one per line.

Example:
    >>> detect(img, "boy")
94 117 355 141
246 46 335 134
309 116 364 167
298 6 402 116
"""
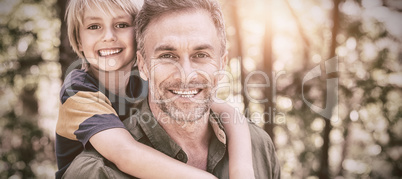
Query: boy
56 0 254 178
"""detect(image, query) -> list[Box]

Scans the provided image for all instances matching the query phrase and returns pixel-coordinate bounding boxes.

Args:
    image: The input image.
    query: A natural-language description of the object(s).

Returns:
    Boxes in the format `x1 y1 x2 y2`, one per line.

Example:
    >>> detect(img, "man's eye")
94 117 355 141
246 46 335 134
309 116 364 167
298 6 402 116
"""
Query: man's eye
87 25 100 30
116 23 129 28
159 54 177 59
194 53 209 58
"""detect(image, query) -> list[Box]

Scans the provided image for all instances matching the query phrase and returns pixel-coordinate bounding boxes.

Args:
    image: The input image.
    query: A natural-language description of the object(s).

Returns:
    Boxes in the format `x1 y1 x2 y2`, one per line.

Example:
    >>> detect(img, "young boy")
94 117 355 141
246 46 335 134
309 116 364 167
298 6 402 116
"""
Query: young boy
56 0 254 178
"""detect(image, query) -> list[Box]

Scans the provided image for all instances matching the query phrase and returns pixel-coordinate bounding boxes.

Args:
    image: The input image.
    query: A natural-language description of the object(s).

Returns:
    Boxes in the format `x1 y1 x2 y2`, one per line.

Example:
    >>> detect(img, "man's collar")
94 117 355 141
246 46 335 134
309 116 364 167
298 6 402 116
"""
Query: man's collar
208 111 227 145
123 98 227 158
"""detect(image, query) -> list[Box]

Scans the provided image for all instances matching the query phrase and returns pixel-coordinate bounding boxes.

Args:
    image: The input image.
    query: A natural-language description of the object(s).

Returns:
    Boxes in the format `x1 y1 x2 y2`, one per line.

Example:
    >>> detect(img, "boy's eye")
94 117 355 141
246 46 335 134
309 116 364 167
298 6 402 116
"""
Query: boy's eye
116 23 129 28
87 25 100 30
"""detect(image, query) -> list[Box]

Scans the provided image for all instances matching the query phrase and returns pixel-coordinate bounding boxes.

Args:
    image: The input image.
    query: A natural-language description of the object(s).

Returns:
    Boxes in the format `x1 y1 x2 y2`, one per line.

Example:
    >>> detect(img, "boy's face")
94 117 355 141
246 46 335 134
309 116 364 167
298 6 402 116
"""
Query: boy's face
79 6 135 72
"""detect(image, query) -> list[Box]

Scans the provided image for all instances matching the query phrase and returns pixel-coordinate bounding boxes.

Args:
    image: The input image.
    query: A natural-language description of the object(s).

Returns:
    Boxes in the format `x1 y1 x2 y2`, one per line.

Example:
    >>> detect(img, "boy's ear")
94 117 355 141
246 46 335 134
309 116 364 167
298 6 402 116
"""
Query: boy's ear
137 51 149 81
78 42 82 51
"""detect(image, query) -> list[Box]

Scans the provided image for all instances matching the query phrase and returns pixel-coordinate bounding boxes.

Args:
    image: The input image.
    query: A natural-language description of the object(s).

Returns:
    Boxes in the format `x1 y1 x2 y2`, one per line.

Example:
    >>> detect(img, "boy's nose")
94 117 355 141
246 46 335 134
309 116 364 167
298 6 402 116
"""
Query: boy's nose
102 28 116 42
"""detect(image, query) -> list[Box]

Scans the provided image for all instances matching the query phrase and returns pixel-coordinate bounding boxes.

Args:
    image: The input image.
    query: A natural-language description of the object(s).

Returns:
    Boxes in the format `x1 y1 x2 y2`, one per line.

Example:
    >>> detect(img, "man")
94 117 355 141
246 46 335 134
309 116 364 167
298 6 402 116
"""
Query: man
63 0 280 178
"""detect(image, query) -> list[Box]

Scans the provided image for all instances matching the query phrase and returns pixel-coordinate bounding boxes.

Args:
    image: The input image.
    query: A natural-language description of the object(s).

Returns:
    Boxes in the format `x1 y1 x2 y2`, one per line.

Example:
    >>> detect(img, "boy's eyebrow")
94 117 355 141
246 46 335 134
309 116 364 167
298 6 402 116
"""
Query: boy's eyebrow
113 15 133 20
83 16 101 21
83 15 132 22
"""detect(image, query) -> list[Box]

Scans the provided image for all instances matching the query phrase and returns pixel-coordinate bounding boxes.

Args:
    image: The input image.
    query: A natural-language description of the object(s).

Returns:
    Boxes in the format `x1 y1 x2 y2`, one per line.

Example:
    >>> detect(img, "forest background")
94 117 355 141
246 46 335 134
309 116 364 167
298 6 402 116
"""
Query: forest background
0 0 401 178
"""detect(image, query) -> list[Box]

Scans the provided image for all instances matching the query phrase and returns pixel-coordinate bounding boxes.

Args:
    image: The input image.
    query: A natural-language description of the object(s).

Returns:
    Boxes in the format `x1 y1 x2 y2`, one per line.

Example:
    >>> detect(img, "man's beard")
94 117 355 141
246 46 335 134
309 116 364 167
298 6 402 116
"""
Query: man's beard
154 79 213 122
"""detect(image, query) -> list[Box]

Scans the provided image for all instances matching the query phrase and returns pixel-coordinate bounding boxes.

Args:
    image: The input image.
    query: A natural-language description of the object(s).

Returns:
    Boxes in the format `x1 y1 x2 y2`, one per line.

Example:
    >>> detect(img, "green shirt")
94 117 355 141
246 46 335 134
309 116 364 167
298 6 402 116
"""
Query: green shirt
63 99 281 179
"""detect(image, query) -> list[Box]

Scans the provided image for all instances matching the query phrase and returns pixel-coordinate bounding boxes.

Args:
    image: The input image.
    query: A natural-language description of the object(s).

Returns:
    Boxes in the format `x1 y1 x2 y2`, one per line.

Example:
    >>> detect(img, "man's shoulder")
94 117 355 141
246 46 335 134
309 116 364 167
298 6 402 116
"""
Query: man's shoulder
248 122 274 146
62 149 134 179
249 122 275 155
247 122 281 179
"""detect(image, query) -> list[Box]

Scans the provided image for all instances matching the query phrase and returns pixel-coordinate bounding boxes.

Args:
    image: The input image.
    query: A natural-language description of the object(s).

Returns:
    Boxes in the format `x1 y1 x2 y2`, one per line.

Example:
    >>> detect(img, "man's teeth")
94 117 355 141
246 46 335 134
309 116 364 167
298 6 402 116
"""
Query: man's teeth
98 49 122 56
172 90 199 98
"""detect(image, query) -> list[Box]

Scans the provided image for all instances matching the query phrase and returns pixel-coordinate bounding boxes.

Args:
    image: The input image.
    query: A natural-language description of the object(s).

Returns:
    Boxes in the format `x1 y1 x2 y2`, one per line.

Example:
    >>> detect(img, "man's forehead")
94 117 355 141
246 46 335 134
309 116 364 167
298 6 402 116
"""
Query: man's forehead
144 9 219 51
153 38 215 51
148 9 214 32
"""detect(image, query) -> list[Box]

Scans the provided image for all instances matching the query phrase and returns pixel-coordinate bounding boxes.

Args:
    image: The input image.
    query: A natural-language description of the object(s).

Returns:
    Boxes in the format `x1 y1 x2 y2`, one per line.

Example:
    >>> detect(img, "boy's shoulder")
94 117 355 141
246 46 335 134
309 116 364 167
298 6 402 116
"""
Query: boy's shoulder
60 69 100 104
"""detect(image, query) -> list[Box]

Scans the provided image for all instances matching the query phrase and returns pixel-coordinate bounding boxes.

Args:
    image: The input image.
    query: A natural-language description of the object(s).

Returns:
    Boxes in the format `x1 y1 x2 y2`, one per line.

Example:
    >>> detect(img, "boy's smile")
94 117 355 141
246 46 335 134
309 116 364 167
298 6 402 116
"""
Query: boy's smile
79 6 135 73
98 48 123 57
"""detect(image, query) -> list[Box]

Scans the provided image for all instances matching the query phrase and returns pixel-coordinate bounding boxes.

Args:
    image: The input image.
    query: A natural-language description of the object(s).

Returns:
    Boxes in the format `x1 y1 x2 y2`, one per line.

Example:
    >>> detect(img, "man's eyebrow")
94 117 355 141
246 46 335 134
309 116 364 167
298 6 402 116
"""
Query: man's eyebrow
194 44 214 51
155 45 176 52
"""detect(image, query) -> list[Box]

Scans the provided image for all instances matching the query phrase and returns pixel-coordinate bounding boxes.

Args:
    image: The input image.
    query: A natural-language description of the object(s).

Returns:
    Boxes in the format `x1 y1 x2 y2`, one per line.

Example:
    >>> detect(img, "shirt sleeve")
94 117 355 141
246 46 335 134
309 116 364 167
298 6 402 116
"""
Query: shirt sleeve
56 70 125 148
62 149 134 179
249 123 281 179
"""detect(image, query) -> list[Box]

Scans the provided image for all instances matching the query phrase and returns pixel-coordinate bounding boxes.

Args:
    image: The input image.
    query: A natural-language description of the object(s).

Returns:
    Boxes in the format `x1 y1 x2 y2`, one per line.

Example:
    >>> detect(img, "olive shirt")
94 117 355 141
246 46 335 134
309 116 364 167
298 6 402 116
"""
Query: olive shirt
62 99 281 179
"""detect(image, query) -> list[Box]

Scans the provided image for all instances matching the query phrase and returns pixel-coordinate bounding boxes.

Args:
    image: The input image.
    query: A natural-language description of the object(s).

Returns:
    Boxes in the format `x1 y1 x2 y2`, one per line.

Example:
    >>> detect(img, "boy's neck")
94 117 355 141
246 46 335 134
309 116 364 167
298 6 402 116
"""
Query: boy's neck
89 66 132 95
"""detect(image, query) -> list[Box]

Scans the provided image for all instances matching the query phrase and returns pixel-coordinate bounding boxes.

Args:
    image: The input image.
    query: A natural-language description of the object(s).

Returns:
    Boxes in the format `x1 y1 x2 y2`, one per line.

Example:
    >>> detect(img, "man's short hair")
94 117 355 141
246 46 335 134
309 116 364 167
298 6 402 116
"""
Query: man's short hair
65 0 142 60
135 0 227 58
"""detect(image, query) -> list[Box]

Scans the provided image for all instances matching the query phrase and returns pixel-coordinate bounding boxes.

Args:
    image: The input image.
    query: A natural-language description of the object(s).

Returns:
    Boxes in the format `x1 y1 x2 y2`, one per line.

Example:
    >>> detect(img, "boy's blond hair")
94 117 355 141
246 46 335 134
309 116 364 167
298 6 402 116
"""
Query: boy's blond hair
65 0 142 68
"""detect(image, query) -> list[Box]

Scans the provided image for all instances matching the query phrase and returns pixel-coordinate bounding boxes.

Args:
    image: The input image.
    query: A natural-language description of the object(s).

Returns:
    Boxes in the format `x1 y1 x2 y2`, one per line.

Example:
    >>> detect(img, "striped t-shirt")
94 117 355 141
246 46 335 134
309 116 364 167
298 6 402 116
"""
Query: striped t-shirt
55 68 146 179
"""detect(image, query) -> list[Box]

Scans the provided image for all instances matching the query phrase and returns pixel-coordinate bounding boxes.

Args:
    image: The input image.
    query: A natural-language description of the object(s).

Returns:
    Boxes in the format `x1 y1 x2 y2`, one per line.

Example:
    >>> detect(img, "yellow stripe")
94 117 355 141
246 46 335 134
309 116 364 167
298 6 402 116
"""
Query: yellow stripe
56 91 117 140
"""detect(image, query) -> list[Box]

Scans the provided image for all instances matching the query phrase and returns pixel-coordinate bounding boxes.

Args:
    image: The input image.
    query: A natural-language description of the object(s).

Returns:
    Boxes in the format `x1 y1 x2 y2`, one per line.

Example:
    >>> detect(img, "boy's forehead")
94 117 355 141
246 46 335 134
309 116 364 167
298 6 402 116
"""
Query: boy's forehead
83 4 128 17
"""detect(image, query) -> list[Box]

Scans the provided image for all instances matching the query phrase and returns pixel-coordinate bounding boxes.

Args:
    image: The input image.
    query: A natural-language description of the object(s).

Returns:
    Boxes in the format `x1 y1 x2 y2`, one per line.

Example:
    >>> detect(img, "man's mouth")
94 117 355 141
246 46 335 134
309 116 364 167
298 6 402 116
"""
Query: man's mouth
170 89 201 98
98 48 123 57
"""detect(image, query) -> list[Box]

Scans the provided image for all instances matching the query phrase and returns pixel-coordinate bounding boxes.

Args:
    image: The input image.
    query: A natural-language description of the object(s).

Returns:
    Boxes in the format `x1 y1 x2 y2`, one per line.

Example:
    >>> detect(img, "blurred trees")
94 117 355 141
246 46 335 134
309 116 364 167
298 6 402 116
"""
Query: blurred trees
221 0 401 178
0 0 59 178
0 0 400 178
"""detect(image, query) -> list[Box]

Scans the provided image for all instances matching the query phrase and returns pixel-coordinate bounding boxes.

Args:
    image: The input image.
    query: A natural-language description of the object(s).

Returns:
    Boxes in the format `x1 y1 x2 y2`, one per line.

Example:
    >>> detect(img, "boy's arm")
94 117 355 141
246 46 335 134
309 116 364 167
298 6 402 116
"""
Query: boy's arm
90 128 217 179
58 75 216 179
211 102 255 179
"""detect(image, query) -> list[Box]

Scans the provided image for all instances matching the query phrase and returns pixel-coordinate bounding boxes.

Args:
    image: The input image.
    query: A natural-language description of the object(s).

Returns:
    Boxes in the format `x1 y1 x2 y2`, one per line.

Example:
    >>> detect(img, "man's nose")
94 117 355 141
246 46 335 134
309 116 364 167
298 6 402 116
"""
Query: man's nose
181 58 198 81
102 27 116 42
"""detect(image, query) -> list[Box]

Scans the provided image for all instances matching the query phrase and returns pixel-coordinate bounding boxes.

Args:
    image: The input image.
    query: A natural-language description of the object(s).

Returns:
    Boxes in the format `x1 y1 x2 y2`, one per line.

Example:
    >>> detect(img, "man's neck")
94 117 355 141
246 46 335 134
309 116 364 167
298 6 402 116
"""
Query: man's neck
149 97 212 170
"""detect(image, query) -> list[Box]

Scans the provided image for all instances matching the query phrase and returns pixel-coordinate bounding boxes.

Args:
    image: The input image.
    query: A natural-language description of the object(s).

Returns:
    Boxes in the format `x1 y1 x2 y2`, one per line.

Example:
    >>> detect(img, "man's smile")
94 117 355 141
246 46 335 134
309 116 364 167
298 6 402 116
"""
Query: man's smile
169 89 202 98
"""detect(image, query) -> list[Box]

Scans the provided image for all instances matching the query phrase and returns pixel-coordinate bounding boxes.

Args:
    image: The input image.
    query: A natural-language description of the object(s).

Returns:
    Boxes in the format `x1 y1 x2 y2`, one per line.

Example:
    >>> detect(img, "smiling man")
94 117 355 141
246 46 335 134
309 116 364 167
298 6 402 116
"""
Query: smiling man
63 0 280 178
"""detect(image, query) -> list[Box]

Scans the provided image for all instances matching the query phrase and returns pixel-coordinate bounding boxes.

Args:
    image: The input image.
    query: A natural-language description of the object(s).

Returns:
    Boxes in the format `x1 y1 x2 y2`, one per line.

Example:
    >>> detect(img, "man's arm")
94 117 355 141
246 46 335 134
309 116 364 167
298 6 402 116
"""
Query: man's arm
211 102 255 179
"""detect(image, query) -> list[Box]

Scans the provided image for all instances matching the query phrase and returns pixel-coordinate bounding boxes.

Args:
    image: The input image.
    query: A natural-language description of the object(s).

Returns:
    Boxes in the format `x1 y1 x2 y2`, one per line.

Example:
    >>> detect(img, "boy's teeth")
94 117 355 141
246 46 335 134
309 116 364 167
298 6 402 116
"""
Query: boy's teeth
98 49 122 56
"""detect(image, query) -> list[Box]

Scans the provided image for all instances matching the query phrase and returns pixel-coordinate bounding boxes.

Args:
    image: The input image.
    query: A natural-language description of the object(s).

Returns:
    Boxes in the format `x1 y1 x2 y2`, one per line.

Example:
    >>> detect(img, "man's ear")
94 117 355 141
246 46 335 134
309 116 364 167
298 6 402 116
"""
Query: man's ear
137 51 149 81
218 51 229 81
220 50 228 70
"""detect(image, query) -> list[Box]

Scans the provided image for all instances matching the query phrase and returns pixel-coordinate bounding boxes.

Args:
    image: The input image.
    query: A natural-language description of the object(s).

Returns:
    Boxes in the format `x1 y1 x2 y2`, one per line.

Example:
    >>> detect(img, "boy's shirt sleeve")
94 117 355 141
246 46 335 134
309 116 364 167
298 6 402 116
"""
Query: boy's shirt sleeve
56 70 125 148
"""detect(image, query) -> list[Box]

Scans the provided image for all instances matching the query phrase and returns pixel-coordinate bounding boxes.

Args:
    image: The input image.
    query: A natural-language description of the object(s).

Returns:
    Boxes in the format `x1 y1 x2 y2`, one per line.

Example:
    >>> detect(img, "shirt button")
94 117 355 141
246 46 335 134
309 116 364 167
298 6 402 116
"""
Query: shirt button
176 153 184 160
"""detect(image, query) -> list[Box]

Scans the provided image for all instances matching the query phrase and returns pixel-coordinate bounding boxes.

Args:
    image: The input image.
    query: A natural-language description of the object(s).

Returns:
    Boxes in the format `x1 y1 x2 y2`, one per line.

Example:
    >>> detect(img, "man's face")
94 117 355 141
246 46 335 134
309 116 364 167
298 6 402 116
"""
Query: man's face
138 10 227 122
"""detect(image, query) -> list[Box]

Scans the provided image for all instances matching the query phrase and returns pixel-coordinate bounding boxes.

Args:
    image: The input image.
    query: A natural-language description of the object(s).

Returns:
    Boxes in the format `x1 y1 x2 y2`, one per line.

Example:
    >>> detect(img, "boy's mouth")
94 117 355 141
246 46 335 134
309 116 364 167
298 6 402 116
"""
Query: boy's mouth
98 48 122 57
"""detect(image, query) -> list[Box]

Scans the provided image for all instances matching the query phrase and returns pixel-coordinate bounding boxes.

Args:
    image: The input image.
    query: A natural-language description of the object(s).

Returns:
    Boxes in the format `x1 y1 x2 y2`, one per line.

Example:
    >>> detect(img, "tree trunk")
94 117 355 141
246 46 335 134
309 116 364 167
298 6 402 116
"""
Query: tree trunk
58 0 78 81
262 0 275 142
319 0 340 178
227 0 249 116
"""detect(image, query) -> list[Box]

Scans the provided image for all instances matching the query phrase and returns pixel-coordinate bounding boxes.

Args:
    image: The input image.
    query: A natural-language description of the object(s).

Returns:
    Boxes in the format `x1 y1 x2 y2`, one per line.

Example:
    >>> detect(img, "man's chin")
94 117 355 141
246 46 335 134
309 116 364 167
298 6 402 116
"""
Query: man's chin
160 103 210 122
